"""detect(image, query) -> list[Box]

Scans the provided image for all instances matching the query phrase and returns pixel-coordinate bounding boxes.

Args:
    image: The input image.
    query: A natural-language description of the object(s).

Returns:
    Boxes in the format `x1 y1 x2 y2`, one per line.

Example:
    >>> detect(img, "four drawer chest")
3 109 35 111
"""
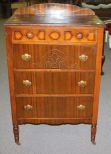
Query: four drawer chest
5 3 104 144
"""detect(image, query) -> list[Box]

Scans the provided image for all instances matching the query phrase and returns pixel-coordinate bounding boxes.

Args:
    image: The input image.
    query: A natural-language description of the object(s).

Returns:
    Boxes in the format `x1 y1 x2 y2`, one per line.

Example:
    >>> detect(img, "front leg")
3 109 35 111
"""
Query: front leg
13 124 20 145
101 55 105 75
91 124 97 145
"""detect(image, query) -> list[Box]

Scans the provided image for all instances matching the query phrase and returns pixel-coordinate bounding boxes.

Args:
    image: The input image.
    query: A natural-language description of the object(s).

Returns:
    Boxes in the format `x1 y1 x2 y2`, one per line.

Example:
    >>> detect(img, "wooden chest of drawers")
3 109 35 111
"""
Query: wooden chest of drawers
5 3 104 145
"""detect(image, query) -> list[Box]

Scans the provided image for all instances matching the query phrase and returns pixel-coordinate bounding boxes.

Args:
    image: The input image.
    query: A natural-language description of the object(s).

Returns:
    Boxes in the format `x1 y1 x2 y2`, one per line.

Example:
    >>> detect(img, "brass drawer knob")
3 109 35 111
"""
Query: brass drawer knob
79 54 88 62
21 53 31 61
78 80 87 88
24 104 33 111
77 104 86 110
23 80 32 86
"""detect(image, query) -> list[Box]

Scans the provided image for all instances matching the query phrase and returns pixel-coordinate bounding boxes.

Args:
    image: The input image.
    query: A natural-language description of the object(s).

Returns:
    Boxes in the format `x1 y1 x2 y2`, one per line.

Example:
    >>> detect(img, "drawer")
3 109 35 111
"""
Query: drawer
13 27 97 44
14 71 95 94
16 97 93 119
13 44 96 69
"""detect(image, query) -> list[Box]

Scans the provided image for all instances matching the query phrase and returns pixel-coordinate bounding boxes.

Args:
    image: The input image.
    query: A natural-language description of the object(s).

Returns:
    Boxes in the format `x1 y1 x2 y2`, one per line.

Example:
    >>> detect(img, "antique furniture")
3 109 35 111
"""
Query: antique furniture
5 3 104 145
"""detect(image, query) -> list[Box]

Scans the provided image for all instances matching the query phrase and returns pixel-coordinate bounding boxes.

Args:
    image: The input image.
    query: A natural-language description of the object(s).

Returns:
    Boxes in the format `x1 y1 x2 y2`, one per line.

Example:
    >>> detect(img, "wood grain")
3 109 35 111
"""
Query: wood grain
13 44 97 69
16 97 93 119
14 71 95 94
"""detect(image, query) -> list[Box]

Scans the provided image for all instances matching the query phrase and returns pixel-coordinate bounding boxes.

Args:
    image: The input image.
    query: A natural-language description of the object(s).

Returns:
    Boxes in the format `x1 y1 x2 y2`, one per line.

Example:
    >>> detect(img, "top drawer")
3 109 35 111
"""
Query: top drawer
13 44 96 70
12 26 97 44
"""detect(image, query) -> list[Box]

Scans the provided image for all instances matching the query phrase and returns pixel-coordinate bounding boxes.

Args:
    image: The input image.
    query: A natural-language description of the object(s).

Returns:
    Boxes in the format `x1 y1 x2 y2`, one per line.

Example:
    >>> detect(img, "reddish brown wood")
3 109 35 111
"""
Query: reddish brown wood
11 26 98 44
16 97 93 119
4 3 104 144
13 3 95 15
14 71 95 94
13 125 20 145
91 124 97 145
13 44 97 69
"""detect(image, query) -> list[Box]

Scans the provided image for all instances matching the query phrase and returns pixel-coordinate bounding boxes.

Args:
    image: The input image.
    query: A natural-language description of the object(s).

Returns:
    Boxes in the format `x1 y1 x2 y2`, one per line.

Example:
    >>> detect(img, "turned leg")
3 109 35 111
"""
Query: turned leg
13 125 20 145
101 55 105 75
91 124 97 145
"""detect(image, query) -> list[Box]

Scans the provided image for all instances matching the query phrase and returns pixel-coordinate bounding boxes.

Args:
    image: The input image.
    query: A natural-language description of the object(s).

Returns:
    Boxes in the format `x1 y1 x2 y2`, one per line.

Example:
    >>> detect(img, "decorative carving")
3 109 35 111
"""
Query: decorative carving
14 31 23 40
37 30 45 40
87 32 95 41
44 49 66 69
36 49 78 69
13 125 20 145
64 31 73 40
13 29 96 43
49 31 60 40
76 32 83 39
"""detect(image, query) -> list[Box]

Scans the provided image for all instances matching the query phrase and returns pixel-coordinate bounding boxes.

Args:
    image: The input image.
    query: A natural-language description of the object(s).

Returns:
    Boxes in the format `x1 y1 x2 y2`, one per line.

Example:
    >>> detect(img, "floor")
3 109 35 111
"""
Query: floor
0 18 111 154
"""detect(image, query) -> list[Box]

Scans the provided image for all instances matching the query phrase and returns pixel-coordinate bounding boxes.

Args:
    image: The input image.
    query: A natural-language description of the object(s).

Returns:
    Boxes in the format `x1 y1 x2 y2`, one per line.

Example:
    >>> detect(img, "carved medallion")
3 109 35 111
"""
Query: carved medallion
44 49 66 68
14 31 23 40
64 31 73 40
49 31 60 40
37 30 45 40
87 32 95 41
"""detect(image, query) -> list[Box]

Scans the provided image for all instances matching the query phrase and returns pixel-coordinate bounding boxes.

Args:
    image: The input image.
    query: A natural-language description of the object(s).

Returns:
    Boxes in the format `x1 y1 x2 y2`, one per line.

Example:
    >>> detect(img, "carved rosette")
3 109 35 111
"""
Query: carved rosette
49 31 60 40
44 49 66 69
14 31 23 40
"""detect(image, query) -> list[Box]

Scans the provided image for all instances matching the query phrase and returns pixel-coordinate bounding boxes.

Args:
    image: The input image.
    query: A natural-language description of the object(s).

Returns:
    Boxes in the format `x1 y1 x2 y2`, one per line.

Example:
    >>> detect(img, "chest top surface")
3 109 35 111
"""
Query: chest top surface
5 3 104 27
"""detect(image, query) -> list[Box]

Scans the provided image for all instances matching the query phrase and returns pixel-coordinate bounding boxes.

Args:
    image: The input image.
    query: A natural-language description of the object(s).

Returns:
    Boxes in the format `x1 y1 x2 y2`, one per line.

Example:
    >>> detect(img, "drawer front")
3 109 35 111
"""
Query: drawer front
13 44 96 69
16 97 93 119
13 27 97 43
14 72 95 94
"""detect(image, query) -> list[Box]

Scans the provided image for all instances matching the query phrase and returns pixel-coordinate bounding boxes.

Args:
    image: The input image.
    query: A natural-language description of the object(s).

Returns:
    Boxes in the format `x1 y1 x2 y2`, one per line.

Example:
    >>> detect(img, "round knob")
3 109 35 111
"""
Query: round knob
79 54 88 62
24 104 33 111
26 32 34 39
21 53 31 61
77 104 86 110
22 80 32 86
76 32 83 39
78 80 87 88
